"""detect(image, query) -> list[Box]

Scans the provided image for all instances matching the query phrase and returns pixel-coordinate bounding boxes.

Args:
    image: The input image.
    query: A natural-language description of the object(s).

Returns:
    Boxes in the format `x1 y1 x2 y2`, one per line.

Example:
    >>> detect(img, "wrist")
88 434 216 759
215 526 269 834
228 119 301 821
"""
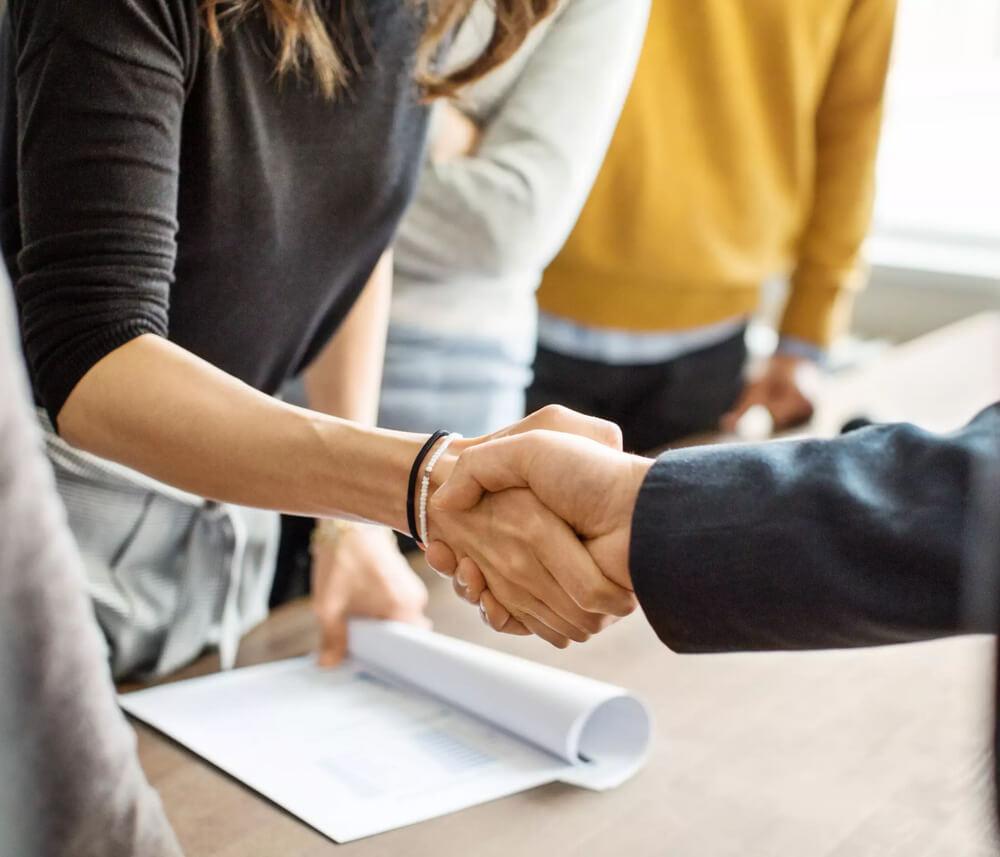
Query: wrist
312 518 390 555
775 336 826 367
307 415 429 533
408 431 464 550
616 455 654 586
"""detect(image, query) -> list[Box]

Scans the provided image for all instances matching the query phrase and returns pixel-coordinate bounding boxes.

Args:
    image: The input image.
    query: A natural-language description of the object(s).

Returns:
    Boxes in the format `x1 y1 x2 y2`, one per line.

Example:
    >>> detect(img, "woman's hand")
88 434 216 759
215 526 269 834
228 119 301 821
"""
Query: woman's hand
311 522 430 666
427 487 628 648
430 102 482 164
430 430 652 639
422 406 636 646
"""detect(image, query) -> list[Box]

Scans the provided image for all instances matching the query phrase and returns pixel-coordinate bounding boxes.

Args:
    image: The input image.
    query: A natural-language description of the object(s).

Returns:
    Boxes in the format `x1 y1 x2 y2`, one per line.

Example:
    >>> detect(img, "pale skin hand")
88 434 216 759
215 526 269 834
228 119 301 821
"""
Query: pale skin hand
721 353 820 434
427 431 652 636
311 523 429 666
426 409 637 648
303 251 431 664
429 102 482 164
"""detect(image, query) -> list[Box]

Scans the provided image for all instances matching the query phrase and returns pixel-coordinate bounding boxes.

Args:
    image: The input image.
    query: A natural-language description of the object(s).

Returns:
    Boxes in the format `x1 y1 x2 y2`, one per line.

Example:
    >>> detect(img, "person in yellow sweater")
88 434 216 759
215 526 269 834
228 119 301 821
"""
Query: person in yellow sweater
530 0 898 451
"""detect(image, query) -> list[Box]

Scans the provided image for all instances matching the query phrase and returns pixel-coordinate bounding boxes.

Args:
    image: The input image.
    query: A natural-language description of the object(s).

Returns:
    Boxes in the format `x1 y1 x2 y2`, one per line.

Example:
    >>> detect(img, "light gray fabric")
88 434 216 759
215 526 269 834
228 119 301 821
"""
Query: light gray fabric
0 277 183 857
40 417 279 680
387 0 650 416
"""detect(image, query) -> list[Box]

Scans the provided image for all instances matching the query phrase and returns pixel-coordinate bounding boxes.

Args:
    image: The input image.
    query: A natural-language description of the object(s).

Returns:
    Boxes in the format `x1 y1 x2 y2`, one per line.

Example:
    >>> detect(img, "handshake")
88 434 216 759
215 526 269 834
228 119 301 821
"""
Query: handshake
423 407 654 648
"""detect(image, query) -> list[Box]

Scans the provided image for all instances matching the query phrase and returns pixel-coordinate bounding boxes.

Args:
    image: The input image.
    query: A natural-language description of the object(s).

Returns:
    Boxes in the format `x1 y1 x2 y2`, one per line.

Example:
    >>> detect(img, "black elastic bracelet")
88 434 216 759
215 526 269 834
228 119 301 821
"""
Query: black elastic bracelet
407 430 449 546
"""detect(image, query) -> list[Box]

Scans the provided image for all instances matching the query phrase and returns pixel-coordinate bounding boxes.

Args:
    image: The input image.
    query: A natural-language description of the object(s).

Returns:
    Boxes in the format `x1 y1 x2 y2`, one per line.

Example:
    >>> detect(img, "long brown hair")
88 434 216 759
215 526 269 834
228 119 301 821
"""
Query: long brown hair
202 0 558 99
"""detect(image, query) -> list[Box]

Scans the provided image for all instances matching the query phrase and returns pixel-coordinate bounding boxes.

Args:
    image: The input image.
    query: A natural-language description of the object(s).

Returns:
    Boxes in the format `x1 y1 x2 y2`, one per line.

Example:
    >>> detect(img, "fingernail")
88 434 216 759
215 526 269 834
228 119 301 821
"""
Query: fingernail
456 569 468 587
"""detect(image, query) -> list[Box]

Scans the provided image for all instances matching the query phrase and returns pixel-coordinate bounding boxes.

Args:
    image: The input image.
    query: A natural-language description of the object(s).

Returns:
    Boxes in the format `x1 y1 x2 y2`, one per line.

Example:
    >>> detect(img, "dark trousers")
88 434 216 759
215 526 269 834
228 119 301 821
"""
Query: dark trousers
526 329 748 453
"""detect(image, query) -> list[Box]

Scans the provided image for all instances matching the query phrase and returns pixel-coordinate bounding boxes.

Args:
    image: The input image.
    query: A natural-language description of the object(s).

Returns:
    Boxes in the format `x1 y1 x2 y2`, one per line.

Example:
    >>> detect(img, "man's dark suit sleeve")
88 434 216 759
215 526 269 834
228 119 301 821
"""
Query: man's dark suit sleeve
628 404 1000 653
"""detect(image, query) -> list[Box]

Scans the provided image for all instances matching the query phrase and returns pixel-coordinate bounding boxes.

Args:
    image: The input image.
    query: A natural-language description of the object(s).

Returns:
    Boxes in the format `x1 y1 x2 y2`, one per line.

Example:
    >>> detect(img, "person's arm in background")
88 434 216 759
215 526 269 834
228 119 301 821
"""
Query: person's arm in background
432 403 999 648
0 281 182 857
303 252 431 665
723 0 898 433
393 0 650 283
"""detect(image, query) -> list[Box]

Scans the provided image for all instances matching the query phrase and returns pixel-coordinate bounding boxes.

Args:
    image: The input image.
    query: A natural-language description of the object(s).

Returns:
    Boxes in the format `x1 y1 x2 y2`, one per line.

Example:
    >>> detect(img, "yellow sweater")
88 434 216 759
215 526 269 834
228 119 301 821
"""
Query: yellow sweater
539 0 897 347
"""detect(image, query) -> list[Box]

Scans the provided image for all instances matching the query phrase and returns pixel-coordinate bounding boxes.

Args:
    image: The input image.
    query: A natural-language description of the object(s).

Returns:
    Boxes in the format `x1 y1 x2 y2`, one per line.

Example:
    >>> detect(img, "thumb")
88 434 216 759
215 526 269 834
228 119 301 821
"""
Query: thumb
317 600 349 668
431 435 531 512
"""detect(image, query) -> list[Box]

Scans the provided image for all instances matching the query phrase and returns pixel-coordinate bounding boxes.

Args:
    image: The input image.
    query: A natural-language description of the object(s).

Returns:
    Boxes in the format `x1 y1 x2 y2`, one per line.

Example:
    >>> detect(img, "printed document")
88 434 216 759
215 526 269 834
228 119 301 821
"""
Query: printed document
121 620 652 842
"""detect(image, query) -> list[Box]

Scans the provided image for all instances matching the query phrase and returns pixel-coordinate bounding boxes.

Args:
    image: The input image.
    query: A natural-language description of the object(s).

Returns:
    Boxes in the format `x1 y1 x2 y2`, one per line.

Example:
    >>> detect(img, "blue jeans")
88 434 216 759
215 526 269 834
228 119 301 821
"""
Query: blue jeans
379 326 531 437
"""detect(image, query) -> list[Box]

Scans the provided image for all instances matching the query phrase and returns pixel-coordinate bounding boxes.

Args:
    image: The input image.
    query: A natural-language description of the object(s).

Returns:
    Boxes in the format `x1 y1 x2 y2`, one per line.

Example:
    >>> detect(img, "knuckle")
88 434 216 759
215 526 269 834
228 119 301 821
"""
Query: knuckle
539 403 570 427
612 591 639 616
507 607 531 628
484 606 505 631
566 577 599 613
582 583 636 617
507 557 534 587
578 611 604 635
493 580 529 613
602 420 624 451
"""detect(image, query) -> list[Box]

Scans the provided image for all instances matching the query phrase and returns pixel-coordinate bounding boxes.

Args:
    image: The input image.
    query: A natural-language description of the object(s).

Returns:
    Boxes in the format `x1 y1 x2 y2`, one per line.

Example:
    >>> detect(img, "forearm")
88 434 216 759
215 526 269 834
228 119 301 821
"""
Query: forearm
58 333 426 530
304 252 392 423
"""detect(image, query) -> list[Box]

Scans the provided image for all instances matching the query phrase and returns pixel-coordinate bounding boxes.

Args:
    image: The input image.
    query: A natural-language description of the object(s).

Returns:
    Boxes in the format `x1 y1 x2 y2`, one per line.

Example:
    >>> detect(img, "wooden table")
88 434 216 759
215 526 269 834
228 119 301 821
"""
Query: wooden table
133 313 1000 856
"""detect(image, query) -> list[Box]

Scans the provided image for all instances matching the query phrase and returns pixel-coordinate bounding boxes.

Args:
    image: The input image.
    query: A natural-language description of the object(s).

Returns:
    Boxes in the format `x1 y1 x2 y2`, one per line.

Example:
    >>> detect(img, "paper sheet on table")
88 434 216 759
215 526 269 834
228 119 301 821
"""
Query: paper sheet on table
120 620 652 842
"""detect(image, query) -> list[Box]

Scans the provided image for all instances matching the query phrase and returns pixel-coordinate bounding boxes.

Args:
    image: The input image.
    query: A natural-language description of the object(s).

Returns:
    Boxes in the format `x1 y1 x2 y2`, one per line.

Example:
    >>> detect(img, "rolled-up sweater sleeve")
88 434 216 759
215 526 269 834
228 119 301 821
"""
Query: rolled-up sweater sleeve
8 0 191 423
629 404 1000 653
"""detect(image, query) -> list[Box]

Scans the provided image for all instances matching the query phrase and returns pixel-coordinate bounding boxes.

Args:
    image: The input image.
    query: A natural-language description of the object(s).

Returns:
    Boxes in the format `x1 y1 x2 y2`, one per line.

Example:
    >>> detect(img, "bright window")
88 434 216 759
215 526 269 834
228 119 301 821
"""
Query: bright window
870 0 1000 276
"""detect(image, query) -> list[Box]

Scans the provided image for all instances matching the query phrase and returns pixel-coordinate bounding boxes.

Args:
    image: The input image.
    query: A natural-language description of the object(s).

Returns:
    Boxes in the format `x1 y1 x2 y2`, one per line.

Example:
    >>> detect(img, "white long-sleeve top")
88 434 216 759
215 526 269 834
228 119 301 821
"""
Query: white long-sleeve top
390 0 650 364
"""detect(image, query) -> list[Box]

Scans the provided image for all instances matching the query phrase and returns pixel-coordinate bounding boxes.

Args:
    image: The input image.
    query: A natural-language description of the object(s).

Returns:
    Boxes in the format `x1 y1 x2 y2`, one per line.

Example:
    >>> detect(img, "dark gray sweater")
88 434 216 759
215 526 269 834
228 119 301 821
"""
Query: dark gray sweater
1 0 428 422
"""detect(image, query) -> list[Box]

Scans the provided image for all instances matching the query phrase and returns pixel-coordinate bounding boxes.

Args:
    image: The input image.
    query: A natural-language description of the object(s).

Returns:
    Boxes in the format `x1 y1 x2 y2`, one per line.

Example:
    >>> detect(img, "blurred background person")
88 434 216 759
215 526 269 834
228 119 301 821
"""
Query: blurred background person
379 0 649 438
529 0 898 452
272 0 649 610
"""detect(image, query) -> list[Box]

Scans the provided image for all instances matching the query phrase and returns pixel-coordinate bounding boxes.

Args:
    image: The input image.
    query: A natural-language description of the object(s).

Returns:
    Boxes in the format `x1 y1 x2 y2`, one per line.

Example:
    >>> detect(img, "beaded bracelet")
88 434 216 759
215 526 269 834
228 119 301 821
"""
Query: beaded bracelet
418 433 462 549
406 430 449 546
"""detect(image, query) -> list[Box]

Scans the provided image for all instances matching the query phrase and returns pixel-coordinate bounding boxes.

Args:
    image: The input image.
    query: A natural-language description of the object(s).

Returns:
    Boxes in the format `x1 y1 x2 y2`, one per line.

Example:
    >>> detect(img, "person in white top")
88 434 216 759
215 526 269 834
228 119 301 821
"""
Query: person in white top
380 0 650 437
279 3 648 662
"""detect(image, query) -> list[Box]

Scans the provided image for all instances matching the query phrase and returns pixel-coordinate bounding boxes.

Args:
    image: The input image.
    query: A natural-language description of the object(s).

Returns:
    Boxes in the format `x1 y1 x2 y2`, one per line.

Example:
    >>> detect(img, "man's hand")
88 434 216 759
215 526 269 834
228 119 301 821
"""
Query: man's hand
721 353 819 434
311 522 429 667
428 431 652 635
430 102 482 164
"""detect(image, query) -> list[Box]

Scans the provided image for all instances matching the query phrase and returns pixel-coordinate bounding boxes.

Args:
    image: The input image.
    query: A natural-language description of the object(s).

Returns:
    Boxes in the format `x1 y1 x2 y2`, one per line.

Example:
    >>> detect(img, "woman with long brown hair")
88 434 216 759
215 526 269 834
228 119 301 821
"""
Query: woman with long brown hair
0 0 634 679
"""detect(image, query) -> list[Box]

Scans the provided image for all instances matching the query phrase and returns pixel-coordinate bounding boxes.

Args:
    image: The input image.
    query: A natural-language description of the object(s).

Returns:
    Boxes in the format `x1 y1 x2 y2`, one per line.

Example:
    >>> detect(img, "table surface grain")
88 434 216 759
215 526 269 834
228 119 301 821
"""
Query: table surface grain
131 313 1000 857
